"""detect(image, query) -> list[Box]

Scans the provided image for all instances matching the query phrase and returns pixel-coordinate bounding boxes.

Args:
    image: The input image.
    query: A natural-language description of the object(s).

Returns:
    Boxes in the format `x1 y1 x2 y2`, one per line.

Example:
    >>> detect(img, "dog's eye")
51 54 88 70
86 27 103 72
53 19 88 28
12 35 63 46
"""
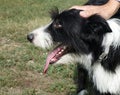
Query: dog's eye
53 20 63 29
53 23 62 29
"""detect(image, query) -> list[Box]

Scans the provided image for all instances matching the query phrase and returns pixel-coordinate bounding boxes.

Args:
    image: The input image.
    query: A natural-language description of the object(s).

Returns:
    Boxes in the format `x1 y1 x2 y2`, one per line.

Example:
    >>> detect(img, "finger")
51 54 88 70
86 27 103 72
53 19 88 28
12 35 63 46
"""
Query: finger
80 11 95 18
70 5 88 10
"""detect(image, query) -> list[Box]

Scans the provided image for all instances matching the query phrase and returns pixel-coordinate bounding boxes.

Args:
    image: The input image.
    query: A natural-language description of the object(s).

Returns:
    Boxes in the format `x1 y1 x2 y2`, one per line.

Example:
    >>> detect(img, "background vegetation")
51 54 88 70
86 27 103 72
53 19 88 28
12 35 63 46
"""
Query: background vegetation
0 0 87 95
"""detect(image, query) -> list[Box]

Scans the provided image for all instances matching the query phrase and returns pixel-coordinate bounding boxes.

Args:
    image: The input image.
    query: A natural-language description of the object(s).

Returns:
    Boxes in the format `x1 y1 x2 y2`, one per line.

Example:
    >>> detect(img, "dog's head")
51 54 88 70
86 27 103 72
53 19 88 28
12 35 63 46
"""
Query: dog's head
27 9 112 73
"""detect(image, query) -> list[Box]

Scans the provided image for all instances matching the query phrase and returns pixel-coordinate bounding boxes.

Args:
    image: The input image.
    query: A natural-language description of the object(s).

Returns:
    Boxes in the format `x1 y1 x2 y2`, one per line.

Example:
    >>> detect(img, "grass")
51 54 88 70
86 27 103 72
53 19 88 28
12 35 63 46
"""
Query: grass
0 0 87 95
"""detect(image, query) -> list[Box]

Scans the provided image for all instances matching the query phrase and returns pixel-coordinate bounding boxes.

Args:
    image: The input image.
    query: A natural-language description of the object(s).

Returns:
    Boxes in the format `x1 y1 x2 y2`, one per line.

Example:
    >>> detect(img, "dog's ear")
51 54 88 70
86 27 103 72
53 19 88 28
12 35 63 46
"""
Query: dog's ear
86 15 112 34
50 7 59 20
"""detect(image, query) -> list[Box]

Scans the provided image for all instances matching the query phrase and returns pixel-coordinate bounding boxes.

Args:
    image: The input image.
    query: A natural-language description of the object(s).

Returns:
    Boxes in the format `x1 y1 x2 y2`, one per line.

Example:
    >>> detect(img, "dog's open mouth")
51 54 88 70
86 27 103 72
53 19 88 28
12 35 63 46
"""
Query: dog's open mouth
43 45 68 73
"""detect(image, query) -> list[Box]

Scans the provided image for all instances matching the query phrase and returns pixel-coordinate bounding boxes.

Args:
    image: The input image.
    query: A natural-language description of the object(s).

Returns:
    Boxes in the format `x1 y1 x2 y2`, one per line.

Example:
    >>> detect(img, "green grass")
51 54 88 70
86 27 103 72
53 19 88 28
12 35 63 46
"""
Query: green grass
0 0 87 95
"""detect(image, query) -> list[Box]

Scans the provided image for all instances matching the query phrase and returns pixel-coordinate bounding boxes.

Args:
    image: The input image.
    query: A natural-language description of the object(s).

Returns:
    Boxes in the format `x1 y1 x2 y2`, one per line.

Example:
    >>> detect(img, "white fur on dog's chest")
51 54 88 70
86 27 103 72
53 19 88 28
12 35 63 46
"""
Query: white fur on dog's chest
92 64 120 94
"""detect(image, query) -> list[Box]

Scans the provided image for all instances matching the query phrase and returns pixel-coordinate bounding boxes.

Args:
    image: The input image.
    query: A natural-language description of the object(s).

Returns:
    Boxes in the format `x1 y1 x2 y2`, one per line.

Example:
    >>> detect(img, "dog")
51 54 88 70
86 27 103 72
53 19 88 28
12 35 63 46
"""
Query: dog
27 0 120 95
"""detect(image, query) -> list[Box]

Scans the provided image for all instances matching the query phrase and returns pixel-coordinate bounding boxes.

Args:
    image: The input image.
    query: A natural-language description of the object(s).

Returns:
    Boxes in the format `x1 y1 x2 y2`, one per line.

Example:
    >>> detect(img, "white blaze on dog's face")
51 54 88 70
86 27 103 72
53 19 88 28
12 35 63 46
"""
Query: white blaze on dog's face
28 23 53 49
27 21 79 73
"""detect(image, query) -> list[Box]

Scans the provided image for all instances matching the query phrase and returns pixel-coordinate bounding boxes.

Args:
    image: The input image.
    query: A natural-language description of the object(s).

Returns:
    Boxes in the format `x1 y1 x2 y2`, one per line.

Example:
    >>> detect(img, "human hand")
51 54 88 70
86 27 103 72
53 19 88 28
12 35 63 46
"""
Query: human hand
71 0 120 20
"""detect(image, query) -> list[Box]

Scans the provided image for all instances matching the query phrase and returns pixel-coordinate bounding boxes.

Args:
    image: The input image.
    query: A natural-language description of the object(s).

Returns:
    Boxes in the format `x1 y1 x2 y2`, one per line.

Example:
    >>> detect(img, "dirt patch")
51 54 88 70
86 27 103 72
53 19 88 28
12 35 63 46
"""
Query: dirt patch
0 37 21 51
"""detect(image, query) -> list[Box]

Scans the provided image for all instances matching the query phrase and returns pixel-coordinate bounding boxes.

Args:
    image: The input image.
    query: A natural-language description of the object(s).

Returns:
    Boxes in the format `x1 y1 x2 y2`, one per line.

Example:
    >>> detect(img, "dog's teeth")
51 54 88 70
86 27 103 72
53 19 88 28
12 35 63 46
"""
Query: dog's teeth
51 58 56 62
58 52 62 54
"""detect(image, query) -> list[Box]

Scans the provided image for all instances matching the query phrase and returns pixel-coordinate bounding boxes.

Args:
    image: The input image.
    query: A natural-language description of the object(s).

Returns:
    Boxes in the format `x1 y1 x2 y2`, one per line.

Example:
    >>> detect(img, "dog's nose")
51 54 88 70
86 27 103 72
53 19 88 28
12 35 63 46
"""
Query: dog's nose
27 33 34 42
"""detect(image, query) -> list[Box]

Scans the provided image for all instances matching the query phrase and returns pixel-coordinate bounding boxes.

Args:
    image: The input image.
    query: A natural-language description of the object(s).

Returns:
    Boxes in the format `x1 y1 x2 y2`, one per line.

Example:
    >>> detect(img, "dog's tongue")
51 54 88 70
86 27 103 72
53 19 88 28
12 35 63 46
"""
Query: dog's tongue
43 46 66 74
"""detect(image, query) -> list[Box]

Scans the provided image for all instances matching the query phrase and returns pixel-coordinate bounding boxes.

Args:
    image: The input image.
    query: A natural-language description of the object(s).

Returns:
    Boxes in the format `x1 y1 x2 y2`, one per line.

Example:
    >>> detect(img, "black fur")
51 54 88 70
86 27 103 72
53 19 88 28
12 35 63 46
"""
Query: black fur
46 0 120 94
101 46 120 72
76 64 88 93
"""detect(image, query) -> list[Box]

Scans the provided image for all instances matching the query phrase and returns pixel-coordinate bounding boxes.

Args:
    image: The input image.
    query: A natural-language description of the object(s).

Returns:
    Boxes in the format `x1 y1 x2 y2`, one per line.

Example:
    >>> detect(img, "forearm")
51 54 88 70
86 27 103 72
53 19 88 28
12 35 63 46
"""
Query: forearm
109 0 120 8
106 0 120 15
97 0 119 19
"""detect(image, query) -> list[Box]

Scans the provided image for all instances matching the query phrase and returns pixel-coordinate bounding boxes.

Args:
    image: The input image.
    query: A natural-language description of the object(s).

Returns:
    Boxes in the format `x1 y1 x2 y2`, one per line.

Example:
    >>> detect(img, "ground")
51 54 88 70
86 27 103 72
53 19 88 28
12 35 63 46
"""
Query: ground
0 0 86 95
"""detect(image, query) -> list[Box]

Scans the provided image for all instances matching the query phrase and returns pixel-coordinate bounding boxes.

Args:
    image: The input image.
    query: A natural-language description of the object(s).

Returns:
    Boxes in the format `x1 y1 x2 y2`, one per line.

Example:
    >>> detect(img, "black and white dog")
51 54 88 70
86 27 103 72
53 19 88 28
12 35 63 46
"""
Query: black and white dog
27 0 120 95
